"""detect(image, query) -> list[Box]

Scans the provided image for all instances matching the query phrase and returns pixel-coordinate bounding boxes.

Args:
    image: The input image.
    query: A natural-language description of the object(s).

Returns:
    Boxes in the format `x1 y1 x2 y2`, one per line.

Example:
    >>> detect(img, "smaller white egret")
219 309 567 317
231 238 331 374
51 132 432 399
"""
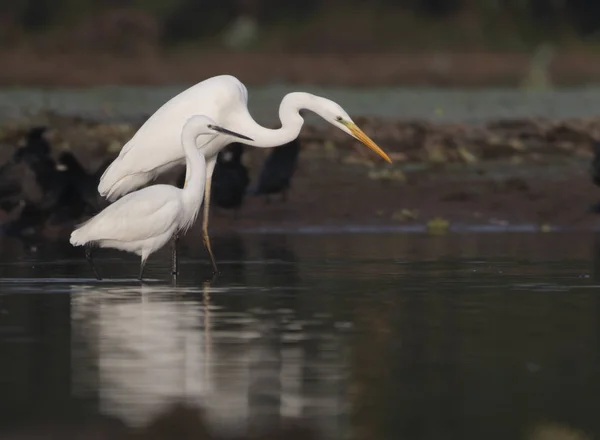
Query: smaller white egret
69 115 253 280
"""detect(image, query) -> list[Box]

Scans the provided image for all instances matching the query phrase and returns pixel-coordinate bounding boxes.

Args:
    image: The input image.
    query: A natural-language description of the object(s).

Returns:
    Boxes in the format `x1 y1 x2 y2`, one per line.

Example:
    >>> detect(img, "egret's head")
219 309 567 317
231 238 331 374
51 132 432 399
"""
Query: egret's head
313 97 392 163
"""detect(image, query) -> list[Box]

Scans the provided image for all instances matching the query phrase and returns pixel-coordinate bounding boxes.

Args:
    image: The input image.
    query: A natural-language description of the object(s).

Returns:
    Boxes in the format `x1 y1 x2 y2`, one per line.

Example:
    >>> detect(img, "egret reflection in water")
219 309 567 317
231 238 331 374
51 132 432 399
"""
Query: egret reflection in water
68 280 348 438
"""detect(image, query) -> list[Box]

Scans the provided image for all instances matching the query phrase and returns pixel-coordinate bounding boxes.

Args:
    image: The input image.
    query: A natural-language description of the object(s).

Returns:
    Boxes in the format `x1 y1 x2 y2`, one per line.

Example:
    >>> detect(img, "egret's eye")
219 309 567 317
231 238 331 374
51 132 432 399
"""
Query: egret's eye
336 116 343 122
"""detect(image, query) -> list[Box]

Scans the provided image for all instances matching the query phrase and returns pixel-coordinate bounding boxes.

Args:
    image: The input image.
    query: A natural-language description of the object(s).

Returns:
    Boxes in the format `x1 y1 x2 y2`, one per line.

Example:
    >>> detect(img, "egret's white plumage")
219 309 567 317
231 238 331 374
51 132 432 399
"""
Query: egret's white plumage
70 115 252 280
71 190 182 259
97 75 392 274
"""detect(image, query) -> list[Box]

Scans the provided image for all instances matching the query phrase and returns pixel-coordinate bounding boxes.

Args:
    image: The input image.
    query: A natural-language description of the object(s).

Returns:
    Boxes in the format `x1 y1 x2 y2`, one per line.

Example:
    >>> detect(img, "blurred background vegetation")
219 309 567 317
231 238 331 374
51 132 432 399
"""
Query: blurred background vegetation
2 0 600 53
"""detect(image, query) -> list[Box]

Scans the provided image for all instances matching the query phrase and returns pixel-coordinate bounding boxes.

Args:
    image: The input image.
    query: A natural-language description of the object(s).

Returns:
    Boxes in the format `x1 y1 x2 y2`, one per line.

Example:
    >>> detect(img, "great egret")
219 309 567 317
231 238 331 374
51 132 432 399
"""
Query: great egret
70 115 253 281
98 74 392 275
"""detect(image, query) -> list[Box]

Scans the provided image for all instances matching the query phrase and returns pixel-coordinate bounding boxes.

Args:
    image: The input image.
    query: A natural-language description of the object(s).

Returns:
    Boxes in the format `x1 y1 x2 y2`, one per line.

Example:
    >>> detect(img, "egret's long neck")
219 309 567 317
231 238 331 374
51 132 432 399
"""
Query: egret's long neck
180 128 207 229
233 92 315 148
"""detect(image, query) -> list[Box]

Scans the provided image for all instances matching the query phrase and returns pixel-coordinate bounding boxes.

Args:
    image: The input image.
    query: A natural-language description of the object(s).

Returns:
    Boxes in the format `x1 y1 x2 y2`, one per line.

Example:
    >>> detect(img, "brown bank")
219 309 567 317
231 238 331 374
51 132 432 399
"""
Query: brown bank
0 113 598 242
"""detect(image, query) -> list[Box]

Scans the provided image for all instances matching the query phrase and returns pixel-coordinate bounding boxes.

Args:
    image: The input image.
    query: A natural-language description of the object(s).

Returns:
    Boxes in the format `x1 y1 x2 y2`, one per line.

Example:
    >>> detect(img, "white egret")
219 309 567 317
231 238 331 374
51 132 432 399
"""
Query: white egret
98 75 392 275
70 115 253 281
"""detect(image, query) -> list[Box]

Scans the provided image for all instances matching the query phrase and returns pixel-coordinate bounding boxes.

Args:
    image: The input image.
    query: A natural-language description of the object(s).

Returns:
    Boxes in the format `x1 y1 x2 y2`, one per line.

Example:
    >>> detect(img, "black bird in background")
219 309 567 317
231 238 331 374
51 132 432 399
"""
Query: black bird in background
17 126 51 158
177 143 250 216
211 143 250 215
0 127 72 235
0 126 60 212
253 139 301 203
0 127 110 237
57 151 107 214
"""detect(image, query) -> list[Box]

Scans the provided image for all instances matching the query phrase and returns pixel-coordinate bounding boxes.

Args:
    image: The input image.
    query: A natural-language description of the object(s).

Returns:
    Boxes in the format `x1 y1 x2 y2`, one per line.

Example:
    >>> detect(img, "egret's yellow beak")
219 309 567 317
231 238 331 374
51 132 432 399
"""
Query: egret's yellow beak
346 122 392 163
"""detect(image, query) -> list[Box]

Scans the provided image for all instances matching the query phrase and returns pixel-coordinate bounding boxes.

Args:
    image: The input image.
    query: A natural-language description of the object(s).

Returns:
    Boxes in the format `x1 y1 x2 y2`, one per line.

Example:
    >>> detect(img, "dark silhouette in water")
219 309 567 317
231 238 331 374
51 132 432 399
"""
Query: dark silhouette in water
253 139 300 203
177 143 250 216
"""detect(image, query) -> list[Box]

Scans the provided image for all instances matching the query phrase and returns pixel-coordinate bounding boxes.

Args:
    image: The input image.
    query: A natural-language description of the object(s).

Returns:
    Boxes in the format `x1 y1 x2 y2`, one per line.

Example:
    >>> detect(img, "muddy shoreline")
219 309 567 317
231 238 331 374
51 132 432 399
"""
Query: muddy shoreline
0 113 599 243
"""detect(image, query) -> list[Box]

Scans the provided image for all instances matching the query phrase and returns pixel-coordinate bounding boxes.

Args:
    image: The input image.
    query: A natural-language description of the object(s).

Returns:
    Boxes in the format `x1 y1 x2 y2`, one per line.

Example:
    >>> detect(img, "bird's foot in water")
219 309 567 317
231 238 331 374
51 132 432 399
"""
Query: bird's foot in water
209 270 221 283
138 275 154 286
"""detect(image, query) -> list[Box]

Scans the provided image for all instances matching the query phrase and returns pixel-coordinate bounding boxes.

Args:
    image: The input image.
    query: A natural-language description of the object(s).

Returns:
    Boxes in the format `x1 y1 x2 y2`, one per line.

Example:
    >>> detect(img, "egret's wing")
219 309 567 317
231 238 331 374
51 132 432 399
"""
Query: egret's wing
98 75 250 200
75 186 181 243
98 133 184 197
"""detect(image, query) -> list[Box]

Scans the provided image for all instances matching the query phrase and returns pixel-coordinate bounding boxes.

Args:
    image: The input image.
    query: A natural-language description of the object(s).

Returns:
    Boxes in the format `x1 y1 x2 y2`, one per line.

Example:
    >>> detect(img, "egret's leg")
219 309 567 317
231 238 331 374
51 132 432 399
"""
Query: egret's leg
171 234 179 276
202 158 219 276
202 186 219 275
84 245 101 280
281 189 288 203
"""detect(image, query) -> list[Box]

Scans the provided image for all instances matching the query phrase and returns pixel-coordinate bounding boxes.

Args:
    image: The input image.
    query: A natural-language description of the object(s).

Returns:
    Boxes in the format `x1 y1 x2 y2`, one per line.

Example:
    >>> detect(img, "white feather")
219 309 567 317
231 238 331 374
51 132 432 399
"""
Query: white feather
70 186 181 251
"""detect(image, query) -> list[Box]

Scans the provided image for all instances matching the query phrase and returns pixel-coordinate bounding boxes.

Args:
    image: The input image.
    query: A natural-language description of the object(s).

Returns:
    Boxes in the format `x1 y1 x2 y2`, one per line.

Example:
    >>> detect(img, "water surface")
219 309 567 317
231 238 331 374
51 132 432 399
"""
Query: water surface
1 231 600 439
3 86 600 124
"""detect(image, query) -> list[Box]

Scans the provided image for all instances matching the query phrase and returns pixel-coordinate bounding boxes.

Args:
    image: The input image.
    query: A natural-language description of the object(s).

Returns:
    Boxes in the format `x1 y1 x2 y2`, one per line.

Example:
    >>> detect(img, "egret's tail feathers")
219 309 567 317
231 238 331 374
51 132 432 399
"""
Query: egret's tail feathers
98 173 151 202
69 216 95 247
97 155 149 201
97 158 122 196
70 228 88 247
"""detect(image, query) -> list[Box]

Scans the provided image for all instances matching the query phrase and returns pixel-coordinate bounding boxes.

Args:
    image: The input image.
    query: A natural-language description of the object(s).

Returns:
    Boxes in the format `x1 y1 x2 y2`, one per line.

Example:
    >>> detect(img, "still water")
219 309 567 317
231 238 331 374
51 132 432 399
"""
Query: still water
3 86 600 124
1 231 600 439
